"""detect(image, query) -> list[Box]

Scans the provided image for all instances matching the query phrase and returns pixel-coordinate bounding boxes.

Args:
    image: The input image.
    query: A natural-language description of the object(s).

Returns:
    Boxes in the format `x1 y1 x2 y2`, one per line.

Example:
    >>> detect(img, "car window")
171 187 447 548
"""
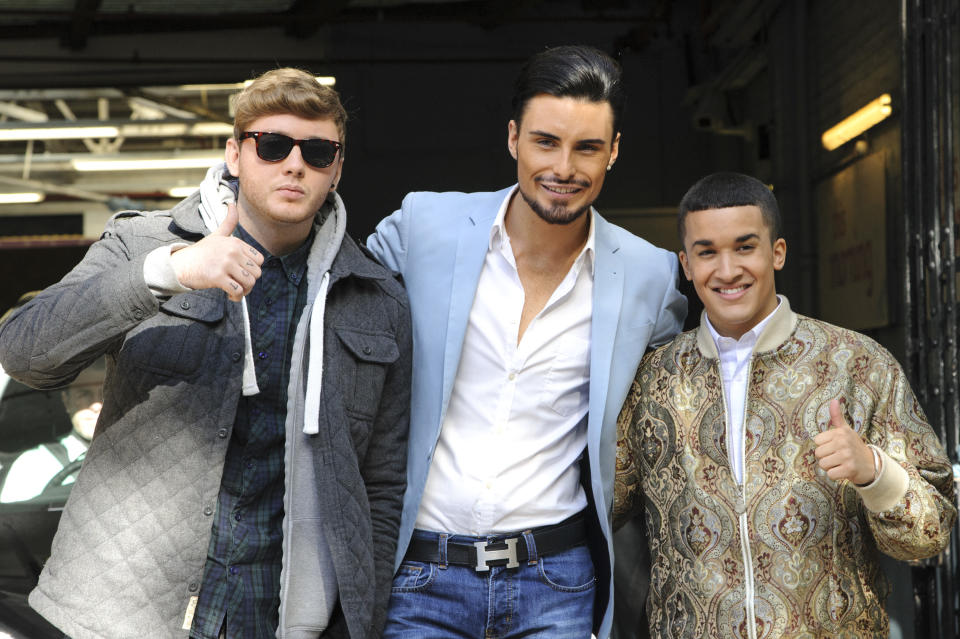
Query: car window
0 363 104 505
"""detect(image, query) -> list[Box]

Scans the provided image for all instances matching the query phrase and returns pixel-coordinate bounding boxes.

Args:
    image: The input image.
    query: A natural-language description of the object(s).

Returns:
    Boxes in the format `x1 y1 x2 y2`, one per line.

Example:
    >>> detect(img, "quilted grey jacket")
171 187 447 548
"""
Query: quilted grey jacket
0 192 412 639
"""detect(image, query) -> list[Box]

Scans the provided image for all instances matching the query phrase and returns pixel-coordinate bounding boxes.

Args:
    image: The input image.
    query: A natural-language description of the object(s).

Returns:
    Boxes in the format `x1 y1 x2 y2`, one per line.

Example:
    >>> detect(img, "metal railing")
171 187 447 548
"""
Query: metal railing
901 0 960 636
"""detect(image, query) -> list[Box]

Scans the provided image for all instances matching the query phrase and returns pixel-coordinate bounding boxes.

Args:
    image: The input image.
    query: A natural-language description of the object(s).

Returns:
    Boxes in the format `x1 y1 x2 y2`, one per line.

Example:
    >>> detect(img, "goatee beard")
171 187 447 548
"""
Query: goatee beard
519 184 592 225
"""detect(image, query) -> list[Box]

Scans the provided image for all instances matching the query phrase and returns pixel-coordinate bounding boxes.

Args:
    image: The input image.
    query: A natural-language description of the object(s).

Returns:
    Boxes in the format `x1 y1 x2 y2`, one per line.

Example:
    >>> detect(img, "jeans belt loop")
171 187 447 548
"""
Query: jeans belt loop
522 530 538 566
439 533 449 570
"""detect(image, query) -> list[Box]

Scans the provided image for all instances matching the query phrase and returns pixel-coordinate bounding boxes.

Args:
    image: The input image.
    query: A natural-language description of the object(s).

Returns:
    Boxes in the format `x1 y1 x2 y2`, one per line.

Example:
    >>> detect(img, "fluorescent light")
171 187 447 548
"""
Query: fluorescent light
72 153 223 171
0 191 44 203
0 125 119 141
0 121 232 142
168 185 199 197
119 122 234 137
822 94 893 151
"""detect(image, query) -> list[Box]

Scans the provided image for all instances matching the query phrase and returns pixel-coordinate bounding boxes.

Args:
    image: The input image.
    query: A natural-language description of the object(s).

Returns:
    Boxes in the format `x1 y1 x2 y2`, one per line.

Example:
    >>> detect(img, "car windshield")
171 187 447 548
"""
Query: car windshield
0 364 104 504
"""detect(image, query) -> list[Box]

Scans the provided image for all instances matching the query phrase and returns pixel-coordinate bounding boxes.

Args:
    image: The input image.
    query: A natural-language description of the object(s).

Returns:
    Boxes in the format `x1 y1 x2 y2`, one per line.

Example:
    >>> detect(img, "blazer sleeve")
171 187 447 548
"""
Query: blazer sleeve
648 250 687 349
366 192 417 275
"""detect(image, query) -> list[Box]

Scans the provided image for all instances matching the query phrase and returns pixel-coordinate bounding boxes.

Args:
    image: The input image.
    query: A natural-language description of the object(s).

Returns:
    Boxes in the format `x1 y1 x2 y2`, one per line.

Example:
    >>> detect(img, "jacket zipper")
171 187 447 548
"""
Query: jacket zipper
719 358 757 639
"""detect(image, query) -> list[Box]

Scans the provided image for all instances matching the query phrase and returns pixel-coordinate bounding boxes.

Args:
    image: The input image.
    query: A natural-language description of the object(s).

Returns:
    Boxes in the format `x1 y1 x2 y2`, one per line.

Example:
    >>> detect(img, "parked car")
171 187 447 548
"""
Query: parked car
0 365 100 639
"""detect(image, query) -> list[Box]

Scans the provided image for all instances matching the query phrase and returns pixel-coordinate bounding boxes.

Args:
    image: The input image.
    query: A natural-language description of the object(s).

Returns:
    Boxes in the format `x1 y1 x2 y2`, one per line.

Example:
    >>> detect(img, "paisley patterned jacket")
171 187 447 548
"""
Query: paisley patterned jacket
614 298 956 639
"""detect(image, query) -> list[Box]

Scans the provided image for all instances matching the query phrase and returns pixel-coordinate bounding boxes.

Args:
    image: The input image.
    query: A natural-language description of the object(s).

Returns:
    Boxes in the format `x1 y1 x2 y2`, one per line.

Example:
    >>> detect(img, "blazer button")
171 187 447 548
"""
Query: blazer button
133 308 144 320
217 428 228 439
203 506 213 516
188 582 199 592
232 352 242 362
363 346 372 355
181 300 191 310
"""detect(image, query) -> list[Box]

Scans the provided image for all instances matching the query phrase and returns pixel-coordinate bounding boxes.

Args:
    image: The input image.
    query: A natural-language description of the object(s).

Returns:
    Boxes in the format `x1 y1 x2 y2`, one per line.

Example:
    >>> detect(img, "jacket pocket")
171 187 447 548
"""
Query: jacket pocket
335 327 400 420
121 291 226 378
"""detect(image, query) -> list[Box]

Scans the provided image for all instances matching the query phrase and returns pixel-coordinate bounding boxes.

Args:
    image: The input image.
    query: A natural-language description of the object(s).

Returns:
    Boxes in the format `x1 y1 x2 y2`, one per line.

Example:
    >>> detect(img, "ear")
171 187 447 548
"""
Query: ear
331 155 344 191
507 120 519 160
772 237 787 271
609 131 620 166
225 137 241 177
678 250 692 281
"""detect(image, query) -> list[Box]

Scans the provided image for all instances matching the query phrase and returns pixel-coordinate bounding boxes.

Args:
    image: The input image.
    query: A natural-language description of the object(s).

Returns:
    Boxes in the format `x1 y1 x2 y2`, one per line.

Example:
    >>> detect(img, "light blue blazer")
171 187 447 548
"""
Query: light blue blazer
367 186 686 638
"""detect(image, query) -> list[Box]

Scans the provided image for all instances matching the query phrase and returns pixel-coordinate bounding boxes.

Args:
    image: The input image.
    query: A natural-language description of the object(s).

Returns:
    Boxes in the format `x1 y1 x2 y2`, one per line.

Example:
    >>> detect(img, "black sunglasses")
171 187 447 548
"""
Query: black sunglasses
239 131 342 169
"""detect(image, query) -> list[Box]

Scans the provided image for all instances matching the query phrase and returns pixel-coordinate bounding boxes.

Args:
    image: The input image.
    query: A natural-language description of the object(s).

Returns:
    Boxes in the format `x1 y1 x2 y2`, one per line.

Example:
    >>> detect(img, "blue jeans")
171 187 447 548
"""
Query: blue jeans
382 529 595 638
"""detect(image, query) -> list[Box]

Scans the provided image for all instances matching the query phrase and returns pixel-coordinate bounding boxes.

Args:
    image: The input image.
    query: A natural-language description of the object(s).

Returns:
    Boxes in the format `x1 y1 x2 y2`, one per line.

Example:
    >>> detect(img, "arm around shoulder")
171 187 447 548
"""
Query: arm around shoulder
366 192 421 274
649 250 687 348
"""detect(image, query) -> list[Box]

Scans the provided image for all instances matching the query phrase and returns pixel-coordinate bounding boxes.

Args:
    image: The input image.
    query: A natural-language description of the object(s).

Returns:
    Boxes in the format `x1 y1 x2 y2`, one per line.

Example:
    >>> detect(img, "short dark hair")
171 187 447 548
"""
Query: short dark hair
678 172 781 247
511 45 625 137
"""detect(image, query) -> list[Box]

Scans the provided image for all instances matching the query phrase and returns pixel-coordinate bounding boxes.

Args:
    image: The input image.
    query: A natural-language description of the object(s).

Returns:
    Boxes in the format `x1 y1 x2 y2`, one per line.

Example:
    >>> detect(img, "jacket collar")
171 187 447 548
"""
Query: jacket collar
169 191 208 235
696 295 798 359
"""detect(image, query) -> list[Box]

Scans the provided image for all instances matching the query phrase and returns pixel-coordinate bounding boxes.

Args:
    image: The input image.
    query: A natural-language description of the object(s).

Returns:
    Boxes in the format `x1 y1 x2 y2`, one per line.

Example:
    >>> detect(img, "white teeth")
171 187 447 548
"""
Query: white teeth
718 286 747 294
545 185 578 194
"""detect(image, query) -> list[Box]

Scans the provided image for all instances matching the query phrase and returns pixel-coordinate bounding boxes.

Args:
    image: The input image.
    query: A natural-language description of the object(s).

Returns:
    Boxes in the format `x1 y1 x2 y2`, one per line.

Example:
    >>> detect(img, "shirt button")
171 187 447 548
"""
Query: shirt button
229 566 239 576
508 372 516 381
234 512 242 522
188 582 199 592
217 428 228 439
266 298 274 306
232 352 242 362
180 300 191 310
363 346 372 355
245 460 254 469
203 506 213 516
258 351 268 359
133 308 144 320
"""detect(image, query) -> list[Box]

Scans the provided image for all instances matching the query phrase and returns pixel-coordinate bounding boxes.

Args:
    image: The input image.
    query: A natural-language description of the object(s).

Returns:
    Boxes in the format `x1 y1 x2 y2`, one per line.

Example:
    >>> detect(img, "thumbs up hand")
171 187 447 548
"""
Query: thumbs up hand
813 399 877 485
170 203 264 302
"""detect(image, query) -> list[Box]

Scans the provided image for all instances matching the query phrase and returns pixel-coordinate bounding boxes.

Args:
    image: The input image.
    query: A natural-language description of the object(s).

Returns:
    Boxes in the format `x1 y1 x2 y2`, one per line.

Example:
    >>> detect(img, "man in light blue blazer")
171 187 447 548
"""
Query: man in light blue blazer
367 45 686 639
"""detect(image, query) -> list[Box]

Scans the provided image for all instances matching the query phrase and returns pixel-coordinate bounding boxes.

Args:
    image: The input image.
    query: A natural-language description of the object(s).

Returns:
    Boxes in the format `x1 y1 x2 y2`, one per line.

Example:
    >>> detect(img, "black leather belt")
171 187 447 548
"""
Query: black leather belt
404 513 588 572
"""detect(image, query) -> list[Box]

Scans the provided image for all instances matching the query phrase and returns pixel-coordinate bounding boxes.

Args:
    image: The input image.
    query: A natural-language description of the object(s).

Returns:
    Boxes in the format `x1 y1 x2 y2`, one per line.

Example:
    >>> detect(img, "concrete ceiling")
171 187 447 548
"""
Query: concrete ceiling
0 0 759 216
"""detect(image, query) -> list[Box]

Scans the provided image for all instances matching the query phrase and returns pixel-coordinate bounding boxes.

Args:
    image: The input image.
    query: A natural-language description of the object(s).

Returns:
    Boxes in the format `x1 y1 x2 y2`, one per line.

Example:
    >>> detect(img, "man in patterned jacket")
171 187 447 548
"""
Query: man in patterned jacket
614 171 956 638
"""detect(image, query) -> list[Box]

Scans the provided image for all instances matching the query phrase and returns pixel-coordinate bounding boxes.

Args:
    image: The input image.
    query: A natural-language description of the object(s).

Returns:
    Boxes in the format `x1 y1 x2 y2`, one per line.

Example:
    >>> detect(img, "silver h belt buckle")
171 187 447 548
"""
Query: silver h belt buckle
473 538 520 571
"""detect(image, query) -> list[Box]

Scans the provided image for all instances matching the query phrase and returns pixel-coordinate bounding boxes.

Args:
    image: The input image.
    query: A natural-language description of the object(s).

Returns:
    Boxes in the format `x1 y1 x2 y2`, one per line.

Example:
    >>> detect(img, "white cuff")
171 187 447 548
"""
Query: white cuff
143 244 192 297
856 446 909 513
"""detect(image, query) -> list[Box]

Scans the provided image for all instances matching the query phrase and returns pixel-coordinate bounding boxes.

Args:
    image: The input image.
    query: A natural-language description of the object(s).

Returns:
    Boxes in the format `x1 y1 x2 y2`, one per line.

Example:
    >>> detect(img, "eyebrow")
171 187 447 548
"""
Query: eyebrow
528 129 607 146
691 233 760 248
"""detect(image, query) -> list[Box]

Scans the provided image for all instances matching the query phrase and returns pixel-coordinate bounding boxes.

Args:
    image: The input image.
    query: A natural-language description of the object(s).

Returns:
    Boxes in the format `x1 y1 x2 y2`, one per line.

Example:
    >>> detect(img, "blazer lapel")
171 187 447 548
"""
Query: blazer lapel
588 214 624 511
439 205 499 424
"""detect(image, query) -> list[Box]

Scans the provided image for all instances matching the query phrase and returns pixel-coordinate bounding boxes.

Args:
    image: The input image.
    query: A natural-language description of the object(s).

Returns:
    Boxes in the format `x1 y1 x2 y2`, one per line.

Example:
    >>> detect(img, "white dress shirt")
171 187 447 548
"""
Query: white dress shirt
415 187 595 535
705 296 782 485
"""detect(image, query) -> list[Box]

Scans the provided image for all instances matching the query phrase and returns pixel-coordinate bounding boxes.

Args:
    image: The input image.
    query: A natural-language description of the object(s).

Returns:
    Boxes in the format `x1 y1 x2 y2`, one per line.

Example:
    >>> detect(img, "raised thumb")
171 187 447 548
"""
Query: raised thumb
828 399 845 429
214 202 239 237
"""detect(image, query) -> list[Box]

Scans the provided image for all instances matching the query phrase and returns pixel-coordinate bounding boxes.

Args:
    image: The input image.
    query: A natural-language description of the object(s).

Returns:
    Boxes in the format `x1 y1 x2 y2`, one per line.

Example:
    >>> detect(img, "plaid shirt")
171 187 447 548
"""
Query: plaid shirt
191 225 312 639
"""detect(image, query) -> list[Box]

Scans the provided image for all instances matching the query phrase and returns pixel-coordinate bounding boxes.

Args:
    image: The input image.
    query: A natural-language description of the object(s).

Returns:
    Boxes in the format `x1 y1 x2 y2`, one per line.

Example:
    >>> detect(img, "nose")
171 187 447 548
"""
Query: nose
281 144 307 176
716 252 741 281
551 149 575 180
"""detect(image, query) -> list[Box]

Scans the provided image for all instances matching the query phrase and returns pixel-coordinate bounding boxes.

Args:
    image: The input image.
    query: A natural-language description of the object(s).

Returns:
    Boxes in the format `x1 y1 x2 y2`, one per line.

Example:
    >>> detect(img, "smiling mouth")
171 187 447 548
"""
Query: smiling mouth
716 284 750 295
541 183 582 194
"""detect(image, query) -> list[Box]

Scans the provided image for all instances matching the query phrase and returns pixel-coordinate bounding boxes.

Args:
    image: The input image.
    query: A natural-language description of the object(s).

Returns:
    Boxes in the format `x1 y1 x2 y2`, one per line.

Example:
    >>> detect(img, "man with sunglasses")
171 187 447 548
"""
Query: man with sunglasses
0 68 412 639
367 46 686 639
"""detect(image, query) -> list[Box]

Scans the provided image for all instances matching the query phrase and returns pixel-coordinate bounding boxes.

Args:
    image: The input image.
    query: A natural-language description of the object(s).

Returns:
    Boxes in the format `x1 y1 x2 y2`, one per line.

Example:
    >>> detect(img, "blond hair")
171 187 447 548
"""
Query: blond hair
233 68 347 147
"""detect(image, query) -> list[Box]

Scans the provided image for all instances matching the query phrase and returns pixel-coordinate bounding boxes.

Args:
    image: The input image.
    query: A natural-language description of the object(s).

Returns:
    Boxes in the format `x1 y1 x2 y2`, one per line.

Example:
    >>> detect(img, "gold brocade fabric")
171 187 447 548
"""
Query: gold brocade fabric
615 313 956 639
